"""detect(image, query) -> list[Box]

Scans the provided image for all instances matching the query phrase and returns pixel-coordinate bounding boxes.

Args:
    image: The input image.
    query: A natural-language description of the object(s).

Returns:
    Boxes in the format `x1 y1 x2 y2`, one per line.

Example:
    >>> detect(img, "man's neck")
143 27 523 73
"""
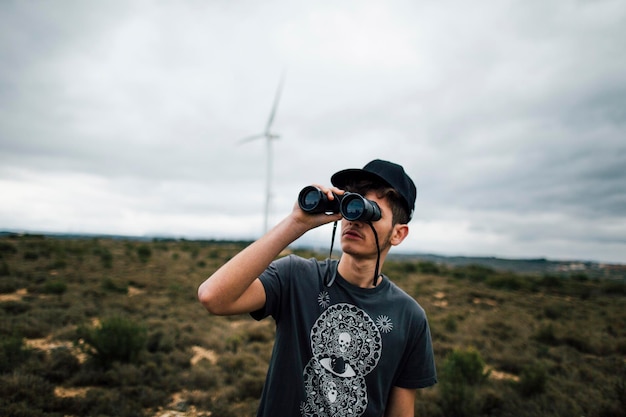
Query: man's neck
337 254 384 288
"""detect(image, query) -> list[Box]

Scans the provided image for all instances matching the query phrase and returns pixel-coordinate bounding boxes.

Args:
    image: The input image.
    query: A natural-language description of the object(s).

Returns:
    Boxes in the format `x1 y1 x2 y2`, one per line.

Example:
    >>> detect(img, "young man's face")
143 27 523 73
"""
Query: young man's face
339 191 407 259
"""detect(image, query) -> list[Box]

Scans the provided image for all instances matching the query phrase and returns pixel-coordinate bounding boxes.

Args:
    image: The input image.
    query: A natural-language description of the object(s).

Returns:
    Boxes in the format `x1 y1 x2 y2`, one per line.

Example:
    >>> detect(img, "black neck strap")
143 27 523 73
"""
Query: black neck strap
324 221 382 288
324 221 339 287
369 221 382 287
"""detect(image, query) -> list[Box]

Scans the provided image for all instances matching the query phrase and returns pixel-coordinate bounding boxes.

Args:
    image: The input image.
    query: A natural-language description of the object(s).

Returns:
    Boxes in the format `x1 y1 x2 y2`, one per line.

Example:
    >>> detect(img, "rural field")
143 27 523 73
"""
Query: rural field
1 234 625 417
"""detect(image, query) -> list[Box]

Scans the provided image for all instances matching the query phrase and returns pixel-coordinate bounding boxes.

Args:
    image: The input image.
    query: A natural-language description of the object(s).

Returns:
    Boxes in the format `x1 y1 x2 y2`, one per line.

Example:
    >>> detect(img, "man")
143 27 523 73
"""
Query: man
198 159 437 417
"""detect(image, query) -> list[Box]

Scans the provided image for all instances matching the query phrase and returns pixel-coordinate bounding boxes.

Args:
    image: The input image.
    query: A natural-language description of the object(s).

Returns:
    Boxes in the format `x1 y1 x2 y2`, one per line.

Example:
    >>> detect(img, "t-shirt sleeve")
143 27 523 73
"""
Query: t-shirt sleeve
250 255 292 321
394 309 438 389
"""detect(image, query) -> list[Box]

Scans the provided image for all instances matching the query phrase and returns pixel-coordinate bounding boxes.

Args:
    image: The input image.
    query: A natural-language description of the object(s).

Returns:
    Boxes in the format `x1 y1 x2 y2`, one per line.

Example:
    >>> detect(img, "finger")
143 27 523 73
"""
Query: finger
310 184 344 200
329 186 345 197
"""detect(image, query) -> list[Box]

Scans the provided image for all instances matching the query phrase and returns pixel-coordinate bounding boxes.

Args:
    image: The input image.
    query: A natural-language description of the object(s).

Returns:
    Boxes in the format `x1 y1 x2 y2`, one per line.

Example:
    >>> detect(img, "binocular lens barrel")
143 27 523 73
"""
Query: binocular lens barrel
342 197 365 220
298 186 381 221
298 186 340 214
340 193 381 222
299 187 323 212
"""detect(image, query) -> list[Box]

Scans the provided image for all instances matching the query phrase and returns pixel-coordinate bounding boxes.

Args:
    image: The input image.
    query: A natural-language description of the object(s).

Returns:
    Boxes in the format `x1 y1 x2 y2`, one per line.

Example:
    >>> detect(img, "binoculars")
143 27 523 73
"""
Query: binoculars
298 186 381 222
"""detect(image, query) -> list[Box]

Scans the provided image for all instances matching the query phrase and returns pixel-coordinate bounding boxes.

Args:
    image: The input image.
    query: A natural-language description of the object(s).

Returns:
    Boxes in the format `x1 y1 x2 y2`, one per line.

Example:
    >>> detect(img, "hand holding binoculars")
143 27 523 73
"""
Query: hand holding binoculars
297 186 381 222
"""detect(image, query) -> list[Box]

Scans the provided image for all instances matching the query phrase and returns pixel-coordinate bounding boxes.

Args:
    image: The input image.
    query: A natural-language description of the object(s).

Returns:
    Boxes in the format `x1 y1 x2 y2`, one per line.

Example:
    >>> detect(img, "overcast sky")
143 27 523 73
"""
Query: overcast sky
1 0 625 264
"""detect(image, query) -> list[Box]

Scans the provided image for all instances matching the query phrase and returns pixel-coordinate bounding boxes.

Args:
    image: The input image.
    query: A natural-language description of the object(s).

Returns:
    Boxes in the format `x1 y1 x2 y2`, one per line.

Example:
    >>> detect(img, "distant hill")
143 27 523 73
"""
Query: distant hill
2 230 624 280
388 252 626 281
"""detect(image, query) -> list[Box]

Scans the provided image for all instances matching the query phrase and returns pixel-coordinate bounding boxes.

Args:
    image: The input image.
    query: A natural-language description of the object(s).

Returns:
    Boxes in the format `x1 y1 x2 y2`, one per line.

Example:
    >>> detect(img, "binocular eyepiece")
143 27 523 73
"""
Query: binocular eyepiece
298 186 381 222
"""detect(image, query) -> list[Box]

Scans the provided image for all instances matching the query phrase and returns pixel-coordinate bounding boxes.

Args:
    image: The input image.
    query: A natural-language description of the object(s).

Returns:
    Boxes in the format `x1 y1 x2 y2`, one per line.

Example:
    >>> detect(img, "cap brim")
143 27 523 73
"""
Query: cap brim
331 168 391 189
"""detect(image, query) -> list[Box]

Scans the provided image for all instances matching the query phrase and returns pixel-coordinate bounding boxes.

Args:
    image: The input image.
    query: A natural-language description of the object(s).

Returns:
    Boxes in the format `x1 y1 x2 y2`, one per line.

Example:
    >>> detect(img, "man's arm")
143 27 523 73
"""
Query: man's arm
198 193 341 316
384 386 417 417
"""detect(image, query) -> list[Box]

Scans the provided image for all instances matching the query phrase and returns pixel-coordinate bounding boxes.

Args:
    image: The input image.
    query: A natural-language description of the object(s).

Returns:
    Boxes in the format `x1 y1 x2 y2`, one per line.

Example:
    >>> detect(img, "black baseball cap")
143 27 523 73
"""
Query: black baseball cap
331 159 417 221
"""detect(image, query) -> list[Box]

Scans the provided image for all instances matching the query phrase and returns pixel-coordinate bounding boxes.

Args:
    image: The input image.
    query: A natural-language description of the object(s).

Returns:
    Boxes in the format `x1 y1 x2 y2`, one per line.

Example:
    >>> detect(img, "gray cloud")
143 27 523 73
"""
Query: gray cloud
1 0 625 263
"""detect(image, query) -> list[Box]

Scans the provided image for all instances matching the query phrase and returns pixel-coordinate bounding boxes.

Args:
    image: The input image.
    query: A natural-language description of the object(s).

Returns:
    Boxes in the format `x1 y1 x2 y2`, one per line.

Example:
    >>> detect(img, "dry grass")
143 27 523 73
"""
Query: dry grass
0 235 624 417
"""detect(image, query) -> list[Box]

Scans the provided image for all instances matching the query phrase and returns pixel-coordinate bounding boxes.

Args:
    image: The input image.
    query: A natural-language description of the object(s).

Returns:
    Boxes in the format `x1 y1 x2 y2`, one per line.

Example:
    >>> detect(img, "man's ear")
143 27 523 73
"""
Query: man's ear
390 224 409 246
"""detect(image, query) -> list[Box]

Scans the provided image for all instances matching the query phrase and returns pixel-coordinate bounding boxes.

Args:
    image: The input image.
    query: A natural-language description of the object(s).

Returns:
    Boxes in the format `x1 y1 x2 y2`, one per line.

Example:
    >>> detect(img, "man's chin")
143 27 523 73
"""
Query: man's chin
340 244 378 260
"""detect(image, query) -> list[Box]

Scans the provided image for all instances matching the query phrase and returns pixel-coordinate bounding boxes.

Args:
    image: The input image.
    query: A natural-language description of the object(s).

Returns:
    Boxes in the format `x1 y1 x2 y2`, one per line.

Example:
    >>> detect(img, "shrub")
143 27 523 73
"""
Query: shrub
183 366 219 390
461 264 495 282
0 334 31 373
387 261 417 274
616 364 626 411
69 364 111 386
602 281 626 296
417 261 441 275
480 387 505 416
442 347 489 385
101 277 128 294
1 300 31 315
0 373 58 416
485 274 525 290
0 275 19 293
246 325 274 344
237 373 265 399
186 391 217 413
137 245 152 263
66 387 145 417
540 274 563 289
147 329 176 353
207 395 239 417
0 261 10 277
561 335 594 354
105 362 143 386
517 363 548 397
43 347 81 383
23 251 40 261
543 304 565 320
138 357 181 391
219 352 259 384
100 249 114 268
444 315 458 332
438 347 489 417
534 323 558 345
225 334 243 354
439 376 479 417
42 280 67 296
0 241 18 254
48 258 68 269
78 316 147 367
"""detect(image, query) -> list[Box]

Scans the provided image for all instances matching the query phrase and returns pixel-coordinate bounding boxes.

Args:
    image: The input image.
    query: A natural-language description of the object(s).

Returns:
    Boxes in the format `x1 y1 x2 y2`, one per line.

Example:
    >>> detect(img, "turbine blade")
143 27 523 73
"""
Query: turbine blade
238 133 265 144
264 71 286 135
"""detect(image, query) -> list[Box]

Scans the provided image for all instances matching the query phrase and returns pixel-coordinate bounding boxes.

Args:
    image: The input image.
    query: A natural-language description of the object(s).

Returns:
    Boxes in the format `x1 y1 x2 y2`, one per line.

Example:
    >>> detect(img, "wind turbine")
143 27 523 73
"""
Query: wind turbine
239 73 286 234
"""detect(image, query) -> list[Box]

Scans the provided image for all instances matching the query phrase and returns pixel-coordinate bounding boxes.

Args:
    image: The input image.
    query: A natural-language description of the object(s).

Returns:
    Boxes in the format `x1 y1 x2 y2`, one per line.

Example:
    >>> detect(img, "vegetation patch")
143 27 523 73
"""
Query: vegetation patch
0 235 624 417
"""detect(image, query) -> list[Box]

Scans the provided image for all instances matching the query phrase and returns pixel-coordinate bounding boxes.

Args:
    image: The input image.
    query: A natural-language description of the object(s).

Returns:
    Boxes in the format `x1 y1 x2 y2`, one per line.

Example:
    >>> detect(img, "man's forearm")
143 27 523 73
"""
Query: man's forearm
197 214 311 314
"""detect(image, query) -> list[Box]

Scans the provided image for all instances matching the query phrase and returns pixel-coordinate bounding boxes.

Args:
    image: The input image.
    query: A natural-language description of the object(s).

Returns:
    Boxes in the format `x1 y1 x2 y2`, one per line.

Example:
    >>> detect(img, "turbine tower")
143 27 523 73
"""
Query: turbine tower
239 73 286 234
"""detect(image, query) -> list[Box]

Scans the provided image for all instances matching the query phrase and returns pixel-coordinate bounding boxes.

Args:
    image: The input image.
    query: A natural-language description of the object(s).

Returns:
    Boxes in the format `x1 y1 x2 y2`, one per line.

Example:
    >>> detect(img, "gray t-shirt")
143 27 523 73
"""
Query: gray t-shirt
251 255 437 417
